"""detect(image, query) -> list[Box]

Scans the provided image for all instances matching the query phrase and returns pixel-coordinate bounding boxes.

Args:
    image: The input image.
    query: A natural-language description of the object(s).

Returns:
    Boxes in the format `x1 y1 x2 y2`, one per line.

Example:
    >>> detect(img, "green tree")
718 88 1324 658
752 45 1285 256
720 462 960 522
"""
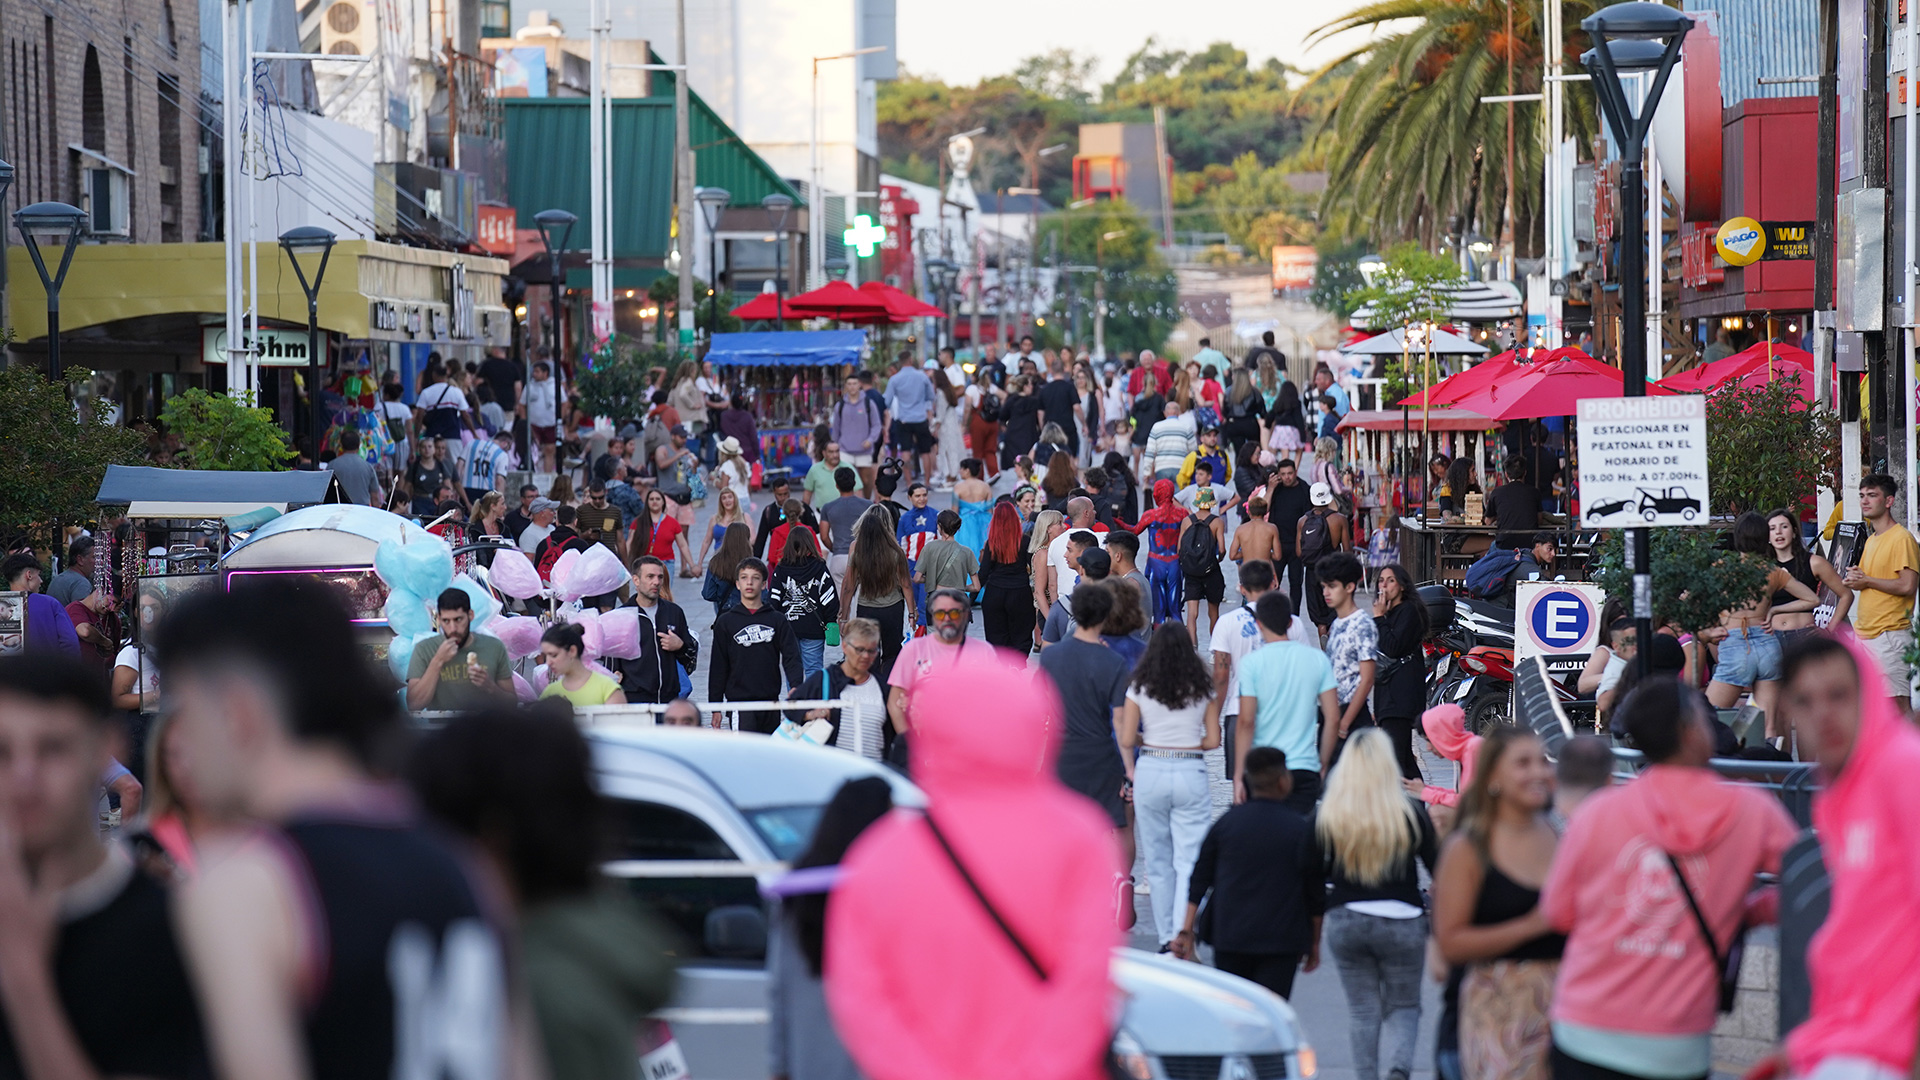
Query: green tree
159 387 297 471
1343 242 1465 399
1037 199 1180 353
1592 528 1773 672
1702 379 1841 516
0 365 148 544
575 338 677 423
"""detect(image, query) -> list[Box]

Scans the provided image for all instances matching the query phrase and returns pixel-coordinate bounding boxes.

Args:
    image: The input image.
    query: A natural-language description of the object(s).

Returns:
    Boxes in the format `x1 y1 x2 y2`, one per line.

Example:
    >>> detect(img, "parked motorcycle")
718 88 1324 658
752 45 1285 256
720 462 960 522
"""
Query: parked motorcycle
1419 585 1517 735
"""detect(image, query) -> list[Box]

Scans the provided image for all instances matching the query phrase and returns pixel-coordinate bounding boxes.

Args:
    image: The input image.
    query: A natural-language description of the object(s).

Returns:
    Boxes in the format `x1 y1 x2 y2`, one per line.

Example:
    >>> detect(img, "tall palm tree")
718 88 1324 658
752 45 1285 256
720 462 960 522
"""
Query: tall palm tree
1298 0 1603 253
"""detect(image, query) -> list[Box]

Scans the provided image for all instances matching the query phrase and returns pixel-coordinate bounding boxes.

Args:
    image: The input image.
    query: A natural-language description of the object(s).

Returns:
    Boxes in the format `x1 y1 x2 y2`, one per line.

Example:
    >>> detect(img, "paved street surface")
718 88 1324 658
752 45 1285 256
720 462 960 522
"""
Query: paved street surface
677 487 1448 1079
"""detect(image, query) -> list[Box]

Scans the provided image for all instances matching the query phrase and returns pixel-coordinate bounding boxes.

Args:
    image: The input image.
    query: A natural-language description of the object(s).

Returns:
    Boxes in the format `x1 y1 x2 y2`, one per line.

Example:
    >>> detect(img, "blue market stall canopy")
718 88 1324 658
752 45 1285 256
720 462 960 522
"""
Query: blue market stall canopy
95 466 342 519
707 330 867 368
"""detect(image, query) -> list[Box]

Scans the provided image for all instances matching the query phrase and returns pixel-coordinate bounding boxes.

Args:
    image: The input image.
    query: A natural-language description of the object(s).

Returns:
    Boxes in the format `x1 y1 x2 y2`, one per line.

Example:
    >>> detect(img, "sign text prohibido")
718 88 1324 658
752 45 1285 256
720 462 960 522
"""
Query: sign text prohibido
1576 395 1711 528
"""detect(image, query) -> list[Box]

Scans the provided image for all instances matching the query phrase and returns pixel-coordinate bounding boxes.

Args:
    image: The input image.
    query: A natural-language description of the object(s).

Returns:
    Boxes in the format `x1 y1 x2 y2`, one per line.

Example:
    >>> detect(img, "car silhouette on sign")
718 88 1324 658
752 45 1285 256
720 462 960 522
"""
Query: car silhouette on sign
1636 486 1700 521
1586 498 1633 520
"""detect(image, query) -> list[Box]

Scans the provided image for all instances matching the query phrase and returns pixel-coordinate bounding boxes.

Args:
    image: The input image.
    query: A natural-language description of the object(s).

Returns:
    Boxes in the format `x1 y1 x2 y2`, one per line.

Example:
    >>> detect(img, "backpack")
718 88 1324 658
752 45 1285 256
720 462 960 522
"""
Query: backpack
1464 547 1526 600
976 391 1002 424
1299 508 1333 561
1178 517 1221 577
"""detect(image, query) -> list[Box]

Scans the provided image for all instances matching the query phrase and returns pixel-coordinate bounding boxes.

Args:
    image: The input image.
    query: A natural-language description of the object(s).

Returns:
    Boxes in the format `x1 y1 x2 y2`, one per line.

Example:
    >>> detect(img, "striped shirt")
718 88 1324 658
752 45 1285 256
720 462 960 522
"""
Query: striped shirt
464 439 509 492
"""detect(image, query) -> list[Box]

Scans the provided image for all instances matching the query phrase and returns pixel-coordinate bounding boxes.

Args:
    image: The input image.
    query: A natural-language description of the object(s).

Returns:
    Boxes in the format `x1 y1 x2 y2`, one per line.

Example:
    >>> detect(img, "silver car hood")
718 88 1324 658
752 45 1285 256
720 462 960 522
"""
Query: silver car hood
1113 948 1303 1056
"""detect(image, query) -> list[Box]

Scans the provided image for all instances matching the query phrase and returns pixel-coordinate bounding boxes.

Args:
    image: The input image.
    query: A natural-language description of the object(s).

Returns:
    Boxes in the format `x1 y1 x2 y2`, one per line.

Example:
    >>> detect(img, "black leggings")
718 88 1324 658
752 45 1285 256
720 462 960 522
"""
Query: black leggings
1377 714 1423 780
1213 950 1302 1000
856 599 905 685
981 583 1035 655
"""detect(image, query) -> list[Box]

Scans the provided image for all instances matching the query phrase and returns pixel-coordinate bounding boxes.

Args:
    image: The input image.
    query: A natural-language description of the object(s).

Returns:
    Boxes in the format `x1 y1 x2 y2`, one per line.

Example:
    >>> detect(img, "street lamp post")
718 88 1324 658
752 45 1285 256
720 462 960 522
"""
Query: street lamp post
535 208 579 425
14 201 86 384
695 187 731 346
1094 229 1125 363
1581 0 1692 677
762 194 795 323
278 226 338 461
924 258 954 350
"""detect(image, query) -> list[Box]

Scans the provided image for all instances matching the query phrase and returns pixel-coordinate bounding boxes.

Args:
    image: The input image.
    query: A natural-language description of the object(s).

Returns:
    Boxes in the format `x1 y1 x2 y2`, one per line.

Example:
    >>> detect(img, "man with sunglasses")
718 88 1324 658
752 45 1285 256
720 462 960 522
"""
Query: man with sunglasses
787 617 888 758
887 588 976 742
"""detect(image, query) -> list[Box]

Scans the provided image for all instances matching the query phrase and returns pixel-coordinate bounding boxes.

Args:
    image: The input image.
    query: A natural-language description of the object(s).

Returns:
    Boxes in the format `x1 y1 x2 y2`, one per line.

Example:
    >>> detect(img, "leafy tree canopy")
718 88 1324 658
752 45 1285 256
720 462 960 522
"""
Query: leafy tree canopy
1701 379 1840 517
0 365 147 544
158 387 298 472
1035 199 1179 354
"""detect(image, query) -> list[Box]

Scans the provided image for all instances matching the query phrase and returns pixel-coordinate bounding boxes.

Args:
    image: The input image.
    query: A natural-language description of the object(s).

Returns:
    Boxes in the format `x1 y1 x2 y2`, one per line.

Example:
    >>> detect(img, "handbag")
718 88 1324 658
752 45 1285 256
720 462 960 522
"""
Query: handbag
824 621 841 646
1664 851 1743 1014
922 812 1132 1080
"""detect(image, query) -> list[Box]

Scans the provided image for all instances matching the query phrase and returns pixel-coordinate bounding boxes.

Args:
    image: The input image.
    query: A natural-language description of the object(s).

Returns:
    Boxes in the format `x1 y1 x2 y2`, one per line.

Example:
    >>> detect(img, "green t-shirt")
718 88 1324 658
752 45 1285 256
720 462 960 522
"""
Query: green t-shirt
408 631 512 711
917 537 978 592
804 461 840 507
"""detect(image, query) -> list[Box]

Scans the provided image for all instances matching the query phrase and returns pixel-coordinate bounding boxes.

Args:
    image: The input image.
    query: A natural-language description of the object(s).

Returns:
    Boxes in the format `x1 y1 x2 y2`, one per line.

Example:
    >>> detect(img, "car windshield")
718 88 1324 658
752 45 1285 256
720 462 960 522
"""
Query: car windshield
747 805 826 861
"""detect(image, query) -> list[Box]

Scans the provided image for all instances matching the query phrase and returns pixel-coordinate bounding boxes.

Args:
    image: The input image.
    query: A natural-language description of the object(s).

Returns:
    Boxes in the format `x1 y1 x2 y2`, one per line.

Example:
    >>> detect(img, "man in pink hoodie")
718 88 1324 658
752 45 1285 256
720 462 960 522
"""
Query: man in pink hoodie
1541 676 1797 1080
825 647 1121 1080
1779 633 1920 1080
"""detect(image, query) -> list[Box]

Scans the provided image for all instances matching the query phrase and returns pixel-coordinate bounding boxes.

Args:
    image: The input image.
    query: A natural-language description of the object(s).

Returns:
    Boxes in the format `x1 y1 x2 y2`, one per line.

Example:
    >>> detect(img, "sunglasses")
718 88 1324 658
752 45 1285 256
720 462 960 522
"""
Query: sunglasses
930 608 966 621
845 642 880 656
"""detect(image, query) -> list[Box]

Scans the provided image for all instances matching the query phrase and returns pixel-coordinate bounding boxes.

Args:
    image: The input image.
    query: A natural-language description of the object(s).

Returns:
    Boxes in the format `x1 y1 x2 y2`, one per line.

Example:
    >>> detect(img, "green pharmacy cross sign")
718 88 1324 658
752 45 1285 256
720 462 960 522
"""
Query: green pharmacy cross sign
843 214 886 258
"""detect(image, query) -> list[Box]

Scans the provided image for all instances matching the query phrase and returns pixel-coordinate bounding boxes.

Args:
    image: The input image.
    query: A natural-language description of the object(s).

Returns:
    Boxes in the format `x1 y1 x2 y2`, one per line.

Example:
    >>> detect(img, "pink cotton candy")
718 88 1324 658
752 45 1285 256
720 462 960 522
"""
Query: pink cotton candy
593 607 643 660
547 548 580 591
511 671 536 702
489 548 544 599
556 544 627 602
490 616 544 659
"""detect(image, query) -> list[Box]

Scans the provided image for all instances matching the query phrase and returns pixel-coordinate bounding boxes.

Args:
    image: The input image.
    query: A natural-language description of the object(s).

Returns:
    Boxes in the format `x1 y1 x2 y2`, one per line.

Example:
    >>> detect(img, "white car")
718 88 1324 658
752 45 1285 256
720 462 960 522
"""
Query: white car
591 725 1316 1080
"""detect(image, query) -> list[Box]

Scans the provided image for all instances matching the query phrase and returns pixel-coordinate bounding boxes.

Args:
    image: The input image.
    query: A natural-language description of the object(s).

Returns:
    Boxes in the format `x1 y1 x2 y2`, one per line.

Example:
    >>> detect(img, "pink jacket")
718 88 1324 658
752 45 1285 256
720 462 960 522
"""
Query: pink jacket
825 648 1120 1080
1419 704 1481 807
1788 633 1920 1074
1542 763 1797 1037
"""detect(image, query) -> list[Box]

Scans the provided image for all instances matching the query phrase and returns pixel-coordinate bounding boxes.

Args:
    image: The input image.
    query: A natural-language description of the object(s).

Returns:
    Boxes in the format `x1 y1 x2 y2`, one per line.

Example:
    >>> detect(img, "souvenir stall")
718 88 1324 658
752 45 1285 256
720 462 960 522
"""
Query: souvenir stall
705 329 868 475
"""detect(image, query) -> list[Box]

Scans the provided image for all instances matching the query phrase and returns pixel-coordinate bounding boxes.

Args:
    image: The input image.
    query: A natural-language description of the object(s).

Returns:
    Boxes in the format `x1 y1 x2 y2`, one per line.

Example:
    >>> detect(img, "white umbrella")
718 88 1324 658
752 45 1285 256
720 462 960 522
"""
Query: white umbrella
1339 326 1488 356
1349 281 1523 329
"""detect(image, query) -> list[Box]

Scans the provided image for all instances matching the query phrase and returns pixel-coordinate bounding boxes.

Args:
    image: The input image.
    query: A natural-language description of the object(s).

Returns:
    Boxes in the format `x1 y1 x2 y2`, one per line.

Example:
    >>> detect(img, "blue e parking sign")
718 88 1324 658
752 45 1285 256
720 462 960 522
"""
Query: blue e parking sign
1515 581 1606 672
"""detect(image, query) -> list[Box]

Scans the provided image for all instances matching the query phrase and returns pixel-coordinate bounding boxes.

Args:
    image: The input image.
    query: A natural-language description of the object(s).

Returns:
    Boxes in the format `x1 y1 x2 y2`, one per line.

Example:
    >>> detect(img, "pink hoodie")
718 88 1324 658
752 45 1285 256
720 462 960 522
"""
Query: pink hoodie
1787 633 1920 1075
1542 762 1797 1037
1419 704 1481 807
825 648 1121 1080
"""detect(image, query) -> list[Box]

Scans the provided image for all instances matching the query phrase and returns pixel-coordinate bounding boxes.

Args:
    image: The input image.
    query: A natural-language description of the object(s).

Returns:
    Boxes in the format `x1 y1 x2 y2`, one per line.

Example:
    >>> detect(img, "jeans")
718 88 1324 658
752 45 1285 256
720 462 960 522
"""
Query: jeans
1132 754 1211 944
1711 625 1782 688
1324 907 1427 1080
798 636 825 686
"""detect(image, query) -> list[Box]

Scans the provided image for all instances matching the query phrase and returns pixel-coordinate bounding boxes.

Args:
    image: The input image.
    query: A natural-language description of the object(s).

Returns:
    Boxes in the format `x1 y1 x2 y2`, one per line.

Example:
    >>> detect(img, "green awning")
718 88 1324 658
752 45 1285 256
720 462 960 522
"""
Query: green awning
503 88 804 263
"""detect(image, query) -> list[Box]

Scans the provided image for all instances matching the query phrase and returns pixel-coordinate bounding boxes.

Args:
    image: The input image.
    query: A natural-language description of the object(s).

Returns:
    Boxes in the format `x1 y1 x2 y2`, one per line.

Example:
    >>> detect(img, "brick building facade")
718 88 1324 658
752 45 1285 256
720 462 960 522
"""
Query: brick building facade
4 0 201 245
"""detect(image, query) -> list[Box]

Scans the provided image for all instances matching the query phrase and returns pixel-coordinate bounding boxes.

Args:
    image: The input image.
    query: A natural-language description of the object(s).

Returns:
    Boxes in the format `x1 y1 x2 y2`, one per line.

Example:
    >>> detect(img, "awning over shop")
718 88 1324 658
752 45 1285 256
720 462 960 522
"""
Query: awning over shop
96 465 342 515
223 504 430 569
1337 409 1496 433
8 240 512 347
707 330 866 368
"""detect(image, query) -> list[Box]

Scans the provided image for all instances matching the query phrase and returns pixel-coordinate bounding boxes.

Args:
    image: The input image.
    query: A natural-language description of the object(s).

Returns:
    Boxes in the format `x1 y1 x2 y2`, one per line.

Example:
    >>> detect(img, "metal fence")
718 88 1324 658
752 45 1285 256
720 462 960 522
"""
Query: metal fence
415 698 885 754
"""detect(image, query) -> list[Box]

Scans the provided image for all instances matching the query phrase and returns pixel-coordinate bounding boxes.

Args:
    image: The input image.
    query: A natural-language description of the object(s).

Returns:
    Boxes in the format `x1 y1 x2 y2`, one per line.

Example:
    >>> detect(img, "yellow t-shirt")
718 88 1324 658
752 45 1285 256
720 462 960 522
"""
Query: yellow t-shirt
1854 524 1920 637
539 671 621 706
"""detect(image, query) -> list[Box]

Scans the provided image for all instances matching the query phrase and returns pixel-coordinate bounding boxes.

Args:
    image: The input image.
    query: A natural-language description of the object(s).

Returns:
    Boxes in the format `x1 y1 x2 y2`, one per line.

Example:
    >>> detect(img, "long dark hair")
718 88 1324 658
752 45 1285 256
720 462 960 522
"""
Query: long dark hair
848 507 909 598
709 522 754 584
789 777 894 975
1731 509 1769 554
1445 457 1479 499
1042 451 1076 499
1272 381 1307 434
1376 563 1428 644
1767 508 1814 583
1131 623 1215 709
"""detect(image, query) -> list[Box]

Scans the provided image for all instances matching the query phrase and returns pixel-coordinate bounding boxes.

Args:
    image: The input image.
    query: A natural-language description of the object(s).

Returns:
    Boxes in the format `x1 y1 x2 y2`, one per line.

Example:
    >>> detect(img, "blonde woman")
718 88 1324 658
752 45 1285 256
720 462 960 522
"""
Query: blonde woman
714 437 751 502
1431 728 1561 1080
1028 508 1066 648
1315 728 1437 1080
696 487 749 575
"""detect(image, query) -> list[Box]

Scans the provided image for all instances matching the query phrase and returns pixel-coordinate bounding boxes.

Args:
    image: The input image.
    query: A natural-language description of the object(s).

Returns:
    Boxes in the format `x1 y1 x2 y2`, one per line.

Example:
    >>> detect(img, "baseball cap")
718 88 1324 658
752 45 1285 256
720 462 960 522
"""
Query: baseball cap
530 497 560 513
1077 547 1112 578
1310 482 1334 507
669 424 689 437
923 358 940 369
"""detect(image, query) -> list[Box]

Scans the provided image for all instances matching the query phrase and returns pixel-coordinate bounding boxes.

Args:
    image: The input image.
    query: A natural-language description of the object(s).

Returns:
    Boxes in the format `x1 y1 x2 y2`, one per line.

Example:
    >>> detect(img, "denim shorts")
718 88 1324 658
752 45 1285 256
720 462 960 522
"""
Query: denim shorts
1712 626 1781 688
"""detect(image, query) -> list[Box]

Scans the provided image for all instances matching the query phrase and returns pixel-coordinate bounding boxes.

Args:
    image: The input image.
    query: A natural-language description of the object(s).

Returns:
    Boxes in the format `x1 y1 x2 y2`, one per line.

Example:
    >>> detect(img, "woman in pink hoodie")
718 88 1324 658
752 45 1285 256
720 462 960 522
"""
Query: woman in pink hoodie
1781 632 1920 1080
1540 676 1797 1080
824 647 1121 1080
1413 703 1481 811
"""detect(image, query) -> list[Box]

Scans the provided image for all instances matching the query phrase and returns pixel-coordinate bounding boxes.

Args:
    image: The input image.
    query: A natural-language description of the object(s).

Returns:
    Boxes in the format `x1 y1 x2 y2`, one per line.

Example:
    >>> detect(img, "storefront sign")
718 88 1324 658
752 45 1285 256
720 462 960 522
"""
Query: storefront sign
1271 246 1317 290
1680 225 1724 287
1514 581 1607 675
1714 216 1766 266
1576 395 1711 528
449 262 476 339
202 326 315 366
1761 221 1814 261
878 185 918 285
476 204 517 256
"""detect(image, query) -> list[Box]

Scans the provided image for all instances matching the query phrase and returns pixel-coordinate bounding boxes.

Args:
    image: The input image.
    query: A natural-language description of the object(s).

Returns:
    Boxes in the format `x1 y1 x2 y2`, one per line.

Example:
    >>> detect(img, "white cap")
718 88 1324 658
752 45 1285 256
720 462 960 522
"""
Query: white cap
1310 482 1334 507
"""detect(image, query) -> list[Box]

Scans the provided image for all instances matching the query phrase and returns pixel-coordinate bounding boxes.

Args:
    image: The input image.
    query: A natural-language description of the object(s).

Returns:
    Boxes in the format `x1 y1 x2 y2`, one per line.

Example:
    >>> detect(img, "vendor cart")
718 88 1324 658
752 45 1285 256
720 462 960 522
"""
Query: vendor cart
706 329 867 474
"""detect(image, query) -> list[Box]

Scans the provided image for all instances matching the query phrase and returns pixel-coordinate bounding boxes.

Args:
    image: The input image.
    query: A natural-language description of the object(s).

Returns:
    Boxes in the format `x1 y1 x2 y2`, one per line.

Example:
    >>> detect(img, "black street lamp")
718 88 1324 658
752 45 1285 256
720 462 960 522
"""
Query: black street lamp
534 208 578 400
14 200 86 383
1582 0 1692 676
924 258 955 350
762 193 794 323
695 187 731 345
278 226 337 462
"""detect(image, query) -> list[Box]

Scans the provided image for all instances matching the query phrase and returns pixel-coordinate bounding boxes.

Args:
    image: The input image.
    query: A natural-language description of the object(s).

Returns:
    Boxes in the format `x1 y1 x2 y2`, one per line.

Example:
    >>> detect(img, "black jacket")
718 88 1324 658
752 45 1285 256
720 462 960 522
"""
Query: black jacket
1189 798 1325 954
609 599 697 705
1312 798 1438 911
768 558 839 638
755 501 819 559
783 662 889 736
1265 479 1313 553
1372 600 1426 720
709 603 805 732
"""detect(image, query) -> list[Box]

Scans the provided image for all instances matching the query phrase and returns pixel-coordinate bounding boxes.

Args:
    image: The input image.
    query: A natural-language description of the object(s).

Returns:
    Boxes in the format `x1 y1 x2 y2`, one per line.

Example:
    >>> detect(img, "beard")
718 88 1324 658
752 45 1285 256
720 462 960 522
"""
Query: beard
934 620 965 643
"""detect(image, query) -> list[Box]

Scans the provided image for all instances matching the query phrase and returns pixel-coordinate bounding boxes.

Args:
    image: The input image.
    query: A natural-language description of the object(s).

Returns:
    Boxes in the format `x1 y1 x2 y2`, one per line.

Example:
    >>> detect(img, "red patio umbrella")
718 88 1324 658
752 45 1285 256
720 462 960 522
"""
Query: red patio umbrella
730 291 792 320
783 280 893 321
1396 351 1521 408
1449 356 1671 420
859 280 944 320
1657 340 1814 393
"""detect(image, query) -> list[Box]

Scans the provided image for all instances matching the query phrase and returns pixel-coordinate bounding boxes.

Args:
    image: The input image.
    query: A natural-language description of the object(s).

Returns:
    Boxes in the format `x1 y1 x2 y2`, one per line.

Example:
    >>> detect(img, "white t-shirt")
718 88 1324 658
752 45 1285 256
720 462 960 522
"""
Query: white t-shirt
417 383 470 415
114 645 160 696
1175 483 1236 514
1210 603 1320 718
1125 688 1209 747
1103 379 1129 426
1047 528 1107 601
525 378 558 427
837 676 887 760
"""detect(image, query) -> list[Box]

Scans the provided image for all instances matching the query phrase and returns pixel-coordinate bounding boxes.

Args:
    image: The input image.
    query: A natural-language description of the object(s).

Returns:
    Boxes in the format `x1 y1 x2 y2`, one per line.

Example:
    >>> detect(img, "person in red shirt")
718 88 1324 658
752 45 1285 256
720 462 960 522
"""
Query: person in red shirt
632 488 695 600
63 587 115 667
1127 349 1173 397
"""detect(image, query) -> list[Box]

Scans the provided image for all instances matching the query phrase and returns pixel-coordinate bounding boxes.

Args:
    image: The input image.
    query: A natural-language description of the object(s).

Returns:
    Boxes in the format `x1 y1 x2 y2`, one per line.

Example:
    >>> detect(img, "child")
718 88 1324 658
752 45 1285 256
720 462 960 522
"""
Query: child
1179 489 1228 641
897 482 940 626
1171 746 1324 999
1411 702 1481 834
912 509 980 595
1318 551 1376 765
1229 497 1280 567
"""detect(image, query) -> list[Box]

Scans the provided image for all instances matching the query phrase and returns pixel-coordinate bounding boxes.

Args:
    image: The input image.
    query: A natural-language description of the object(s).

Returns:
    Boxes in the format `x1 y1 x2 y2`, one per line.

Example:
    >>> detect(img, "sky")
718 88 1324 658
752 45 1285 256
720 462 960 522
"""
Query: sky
894 0 1385 88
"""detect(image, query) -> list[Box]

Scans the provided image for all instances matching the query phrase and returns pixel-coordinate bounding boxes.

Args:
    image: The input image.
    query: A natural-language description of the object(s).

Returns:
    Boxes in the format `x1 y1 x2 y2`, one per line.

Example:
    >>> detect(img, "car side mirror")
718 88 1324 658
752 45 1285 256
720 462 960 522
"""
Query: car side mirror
703 904 768 960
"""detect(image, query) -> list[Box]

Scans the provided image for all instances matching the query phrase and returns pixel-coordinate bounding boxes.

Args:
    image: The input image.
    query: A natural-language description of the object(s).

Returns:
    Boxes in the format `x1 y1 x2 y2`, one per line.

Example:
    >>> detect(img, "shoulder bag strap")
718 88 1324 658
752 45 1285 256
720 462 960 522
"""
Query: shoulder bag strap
922 812 1048 981
1664 851 1727 971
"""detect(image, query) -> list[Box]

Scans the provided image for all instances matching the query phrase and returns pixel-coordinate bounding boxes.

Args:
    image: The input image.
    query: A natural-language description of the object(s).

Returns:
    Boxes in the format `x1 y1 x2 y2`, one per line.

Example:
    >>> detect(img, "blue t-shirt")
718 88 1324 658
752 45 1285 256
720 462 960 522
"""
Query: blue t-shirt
897 505 939 561
1237 641 1336 773
885 366 936 423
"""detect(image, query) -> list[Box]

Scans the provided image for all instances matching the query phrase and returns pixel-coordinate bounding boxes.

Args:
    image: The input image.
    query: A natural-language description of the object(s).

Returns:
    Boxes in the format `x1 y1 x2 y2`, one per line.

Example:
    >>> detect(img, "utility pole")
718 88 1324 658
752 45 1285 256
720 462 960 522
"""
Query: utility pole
675 0 695 353
589 0 612 346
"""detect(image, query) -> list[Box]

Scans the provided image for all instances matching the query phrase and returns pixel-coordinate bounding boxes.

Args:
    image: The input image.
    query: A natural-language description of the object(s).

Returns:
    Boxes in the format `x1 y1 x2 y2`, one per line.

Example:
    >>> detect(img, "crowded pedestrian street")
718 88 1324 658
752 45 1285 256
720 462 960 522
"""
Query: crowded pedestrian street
0 1 1914 1079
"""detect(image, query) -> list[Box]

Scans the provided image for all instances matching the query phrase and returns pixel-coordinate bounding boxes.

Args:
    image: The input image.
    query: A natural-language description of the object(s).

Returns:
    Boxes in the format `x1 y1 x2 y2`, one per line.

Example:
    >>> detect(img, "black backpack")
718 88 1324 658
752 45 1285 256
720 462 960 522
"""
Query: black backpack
1178 516 1221 577
976 392 1002 424
1299 508 1333 560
